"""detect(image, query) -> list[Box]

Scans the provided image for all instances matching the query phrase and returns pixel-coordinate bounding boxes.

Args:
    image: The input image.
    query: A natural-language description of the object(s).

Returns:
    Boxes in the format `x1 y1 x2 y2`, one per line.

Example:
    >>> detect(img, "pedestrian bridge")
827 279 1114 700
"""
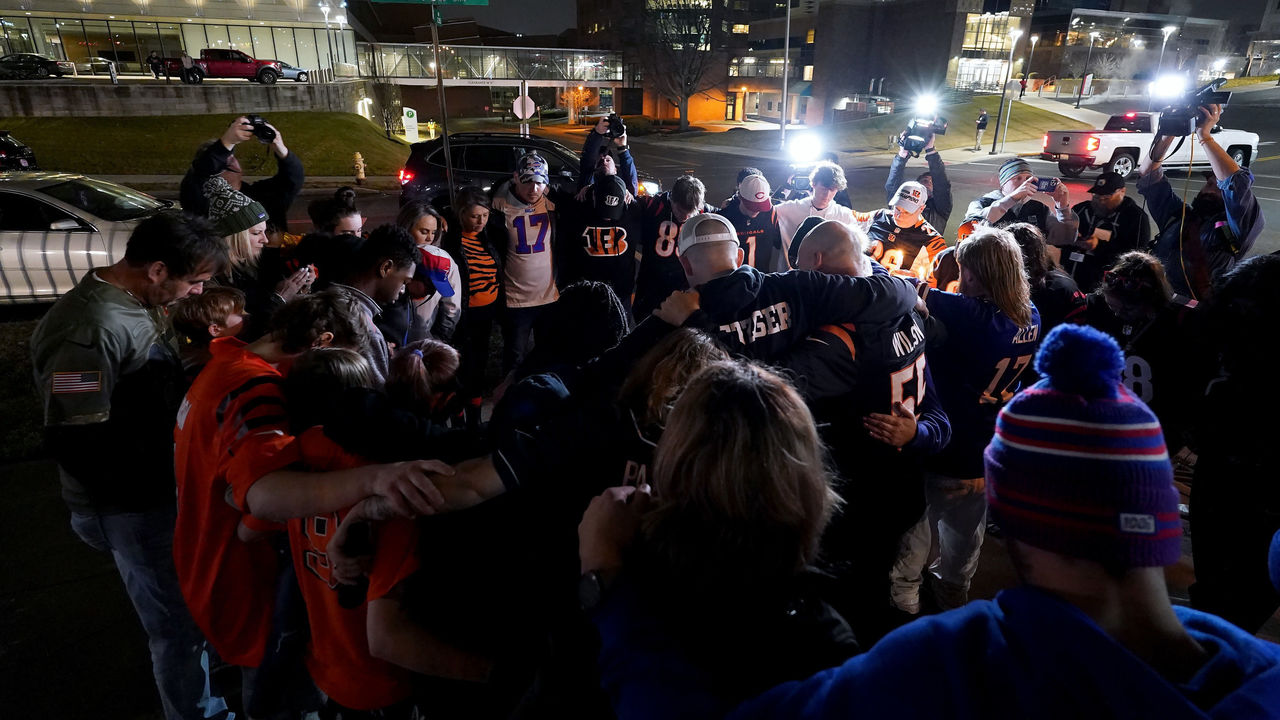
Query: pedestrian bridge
356 43 622 88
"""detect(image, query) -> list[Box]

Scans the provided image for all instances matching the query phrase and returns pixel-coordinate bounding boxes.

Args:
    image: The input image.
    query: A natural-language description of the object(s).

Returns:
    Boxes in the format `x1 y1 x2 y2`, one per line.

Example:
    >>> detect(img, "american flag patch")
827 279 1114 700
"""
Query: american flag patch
52 371 102 394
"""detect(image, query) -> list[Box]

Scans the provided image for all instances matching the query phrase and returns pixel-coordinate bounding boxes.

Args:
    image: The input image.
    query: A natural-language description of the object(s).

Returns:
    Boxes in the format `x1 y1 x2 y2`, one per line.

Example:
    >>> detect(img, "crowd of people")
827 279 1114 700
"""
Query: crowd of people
27 107 1280 720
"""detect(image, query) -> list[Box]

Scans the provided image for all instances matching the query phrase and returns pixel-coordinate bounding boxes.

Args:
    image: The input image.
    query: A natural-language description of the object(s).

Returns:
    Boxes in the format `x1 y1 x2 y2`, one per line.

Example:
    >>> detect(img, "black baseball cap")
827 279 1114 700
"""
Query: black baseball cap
1087 172 1126 195
592 175 628 222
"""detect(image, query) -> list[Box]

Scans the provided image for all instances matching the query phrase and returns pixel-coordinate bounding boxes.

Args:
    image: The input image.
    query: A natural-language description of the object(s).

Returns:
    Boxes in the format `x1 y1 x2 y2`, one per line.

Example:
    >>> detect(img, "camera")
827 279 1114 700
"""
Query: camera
1157 78 1231 137
605 113 627 139
244 114 277 144
793 174 812 192
900 116 949 157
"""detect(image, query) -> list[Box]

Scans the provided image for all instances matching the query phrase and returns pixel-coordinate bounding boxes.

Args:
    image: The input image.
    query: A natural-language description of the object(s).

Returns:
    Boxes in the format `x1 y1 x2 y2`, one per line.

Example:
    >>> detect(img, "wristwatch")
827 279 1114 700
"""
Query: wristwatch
578 569 614 611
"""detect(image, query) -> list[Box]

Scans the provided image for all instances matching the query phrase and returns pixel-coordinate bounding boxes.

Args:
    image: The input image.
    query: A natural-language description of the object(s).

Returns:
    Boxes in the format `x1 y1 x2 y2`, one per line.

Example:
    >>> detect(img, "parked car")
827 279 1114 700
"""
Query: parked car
262 60 309 82
74 57 117 75
0 132 37 171
0 173 173 304
0 53 74 79
163 48 282 84
1041 111 1259 179
398 132 661 207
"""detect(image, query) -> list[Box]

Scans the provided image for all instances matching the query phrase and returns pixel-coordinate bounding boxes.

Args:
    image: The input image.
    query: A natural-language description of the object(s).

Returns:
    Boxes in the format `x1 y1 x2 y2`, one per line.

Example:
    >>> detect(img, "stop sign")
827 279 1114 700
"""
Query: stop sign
513 95 536 120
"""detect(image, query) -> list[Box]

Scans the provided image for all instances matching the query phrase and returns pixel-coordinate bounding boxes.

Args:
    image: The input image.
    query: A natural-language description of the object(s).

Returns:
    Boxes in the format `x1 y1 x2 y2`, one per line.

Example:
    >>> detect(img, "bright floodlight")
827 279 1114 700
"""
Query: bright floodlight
788 133 822 164
915 94 939 117
1213 58 1227 70
1149 73 1188 99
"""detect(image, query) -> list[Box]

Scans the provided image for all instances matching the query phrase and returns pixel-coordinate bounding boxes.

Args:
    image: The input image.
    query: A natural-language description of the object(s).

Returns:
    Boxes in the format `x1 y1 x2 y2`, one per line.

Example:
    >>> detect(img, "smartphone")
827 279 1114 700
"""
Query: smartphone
1035 177 1059 193
1092 227 1112 243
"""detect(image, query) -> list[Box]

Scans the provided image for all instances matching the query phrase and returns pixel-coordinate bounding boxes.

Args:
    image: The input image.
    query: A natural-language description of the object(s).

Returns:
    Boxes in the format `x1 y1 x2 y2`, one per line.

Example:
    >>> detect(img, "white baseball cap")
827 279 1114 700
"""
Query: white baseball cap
737 174 773 213
892 181 928 215
677 213 738 255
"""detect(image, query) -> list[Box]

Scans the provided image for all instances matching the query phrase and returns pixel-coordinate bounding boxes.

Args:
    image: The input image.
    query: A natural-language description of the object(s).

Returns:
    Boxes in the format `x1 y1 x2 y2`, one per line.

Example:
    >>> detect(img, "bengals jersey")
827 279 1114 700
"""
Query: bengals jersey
1081 294 1211 450
852 208 949 286
554 195 642 309
633 192 716 321
719 196 784 273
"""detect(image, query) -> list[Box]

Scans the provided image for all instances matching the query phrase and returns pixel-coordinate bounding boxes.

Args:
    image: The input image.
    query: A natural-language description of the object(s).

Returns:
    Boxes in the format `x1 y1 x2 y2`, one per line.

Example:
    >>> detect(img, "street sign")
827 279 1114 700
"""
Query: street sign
512 95 535 120
403 107 420 143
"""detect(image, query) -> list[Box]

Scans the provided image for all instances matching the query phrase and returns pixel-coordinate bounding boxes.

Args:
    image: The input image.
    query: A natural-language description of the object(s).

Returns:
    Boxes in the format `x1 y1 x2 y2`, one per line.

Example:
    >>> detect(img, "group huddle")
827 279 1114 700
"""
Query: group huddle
27 113 1280 720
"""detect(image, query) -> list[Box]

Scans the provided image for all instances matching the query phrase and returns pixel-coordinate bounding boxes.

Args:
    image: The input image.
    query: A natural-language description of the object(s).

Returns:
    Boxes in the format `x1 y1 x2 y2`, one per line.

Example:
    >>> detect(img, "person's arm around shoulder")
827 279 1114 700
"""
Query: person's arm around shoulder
243 460 452 522
793 271 920 326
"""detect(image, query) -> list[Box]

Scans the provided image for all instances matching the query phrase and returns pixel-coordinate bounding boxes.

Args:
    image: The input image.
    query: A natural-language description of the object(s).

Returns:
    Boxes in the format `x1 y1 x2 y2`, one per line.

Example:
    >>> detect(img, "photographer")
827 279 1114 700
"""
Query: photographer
180 116 305 232
1068 172 1151 292
1137 103 1263 301
885 133 953 234
964 158 1078 246
581 115 638 196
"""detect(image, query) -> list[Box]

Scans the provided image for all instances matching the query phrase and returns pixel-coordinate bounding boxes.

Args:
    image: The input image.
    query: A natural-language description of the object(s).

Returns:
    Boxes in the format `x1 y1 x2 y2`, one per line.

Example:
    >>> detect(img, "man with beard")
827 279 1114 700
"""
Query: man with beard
1137 103 1263 301
1067 172 1151 292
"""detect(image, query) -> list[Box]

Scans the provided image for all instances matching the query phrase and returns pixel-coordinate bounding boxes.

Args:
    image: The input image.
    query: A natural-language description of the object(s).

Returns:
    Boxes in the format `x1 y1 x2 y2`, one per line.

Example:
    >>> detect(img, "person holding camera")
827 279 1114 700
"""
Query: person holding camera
180 116 305 233
886 132 953 234
581 115 638 196
1068 172 1152 292
964 158 1078 246
1137 103 1263 301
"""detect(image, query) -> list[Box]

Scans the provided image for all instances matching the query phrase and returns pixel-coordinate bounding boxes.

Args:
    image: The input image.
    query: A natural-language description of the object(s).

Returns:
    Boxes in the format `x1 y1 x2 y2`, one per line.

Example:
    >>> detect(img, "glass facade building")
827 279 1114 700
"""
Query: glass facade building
0 12 355 76
358 43 622 83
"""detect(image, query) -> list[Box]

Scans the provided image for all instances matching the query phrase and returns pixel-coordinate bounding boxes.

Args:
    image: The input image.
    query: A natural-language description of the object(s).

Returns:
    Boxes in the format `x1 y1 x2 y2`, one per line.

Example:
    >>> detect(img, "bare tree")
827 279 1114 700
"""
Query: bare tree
1093 53 1123 80
371 82 403 139
621 0 727 131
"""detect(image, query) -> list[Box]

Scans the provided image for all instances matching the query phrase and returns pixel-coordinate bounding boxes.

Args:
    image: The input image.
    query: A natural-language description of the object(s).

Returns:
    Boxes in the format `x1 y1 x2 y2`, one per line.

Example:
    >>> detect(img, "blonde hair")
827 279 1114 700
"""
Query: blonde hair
617 328 730 427
954 227 1033 327
643 362 840 592
223 226 262 271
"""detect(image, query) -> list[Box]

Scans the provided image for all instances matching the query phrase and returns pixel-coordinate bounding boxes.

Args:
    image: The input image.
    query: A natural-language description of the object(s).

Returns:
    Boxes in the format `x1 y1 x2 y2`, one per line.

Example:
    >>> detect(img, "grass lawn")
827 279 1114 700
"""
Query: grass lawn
689 95 1093 153
0 112 411 176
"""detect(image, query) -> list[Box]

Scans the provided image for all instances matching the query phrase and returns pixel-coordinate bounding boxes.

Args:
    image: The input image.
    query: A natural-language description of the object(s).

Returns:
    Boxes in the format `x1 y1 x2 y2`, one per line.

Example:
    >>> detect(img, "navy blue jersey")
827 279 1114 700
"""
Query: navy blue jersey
719 196 784 273
924 290 1042 478
633 193 716 320
690 266 920 363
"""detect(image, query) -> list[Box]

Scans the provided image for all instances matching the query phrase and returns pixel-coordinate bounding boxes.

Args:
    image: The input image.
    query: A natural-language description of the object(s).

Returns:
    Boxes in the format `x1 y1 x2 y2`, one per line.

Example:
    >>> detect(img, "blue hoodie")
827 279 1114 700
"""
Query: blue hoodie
594 584 1280 720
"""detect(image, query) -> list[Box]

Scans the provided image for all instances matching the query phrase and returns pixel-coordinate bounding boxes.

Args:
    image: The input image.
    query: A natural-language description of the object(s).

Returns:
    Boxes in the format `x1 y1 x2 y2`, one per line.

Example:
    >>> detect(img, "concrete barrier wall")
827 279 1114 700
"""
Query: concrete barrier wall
0 80 377 118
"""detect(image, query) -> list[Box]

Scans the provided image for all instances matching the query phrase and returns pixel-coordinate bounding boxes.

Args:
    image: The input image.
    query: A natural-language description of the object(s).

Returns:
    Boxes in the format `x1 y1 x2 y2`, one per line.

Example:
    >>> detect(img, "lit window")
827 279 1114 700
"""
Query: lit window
733 24 749 34
803 65 813 80
806 29 815 43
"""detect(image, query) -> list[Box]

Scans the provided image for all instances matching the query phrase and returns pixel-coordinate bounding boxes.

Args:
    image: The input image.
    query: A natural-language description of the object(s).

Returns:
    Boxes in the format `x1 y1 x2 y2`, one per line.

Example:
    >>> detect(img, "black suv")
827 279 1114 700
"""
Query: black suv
398 132 660 206
0 132 37 171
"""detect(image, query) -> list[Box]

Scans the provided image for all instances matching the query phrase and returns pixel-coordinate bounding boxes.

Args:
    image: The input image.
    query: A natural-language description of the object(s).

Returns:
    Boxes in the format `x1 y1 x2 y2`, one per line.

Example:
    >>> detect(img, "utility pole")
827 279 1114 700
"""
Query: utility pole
779 0 792 150
1075 31 1099 109
990 28 1022 154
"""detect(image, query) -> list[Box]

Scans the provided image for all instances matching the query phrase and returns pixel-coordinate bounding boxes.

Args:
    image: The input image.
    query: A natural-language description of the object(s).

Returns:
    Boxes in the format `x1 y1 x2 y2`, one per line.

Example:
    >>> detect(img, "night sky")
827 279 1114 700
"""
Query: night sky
438 0 577 37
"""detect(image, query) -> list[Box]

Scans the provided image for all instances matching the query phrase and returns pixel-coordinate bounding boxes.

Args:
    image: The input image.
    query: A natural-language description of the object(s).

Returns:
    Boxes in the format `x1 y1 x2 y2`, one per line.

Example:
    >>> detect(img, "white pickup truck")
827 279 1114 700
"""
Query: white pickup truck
1040 111 1259 180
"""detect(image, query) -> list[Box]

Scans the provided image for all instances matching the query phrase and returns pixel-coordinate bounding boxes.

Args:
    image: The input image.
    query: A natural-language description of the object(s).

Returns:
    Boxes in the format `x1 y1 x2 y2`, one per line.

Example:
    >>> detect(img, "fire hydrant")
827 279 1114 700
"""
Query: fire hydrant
353 152 366 186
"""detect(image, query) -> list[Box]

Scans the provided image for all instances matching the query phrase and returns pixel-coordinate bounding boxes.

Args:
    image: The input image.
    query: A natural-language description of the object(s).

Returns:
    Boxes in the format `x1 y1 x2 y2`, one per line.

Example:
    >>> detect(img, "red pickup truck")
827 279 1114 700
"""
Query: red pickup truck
166 49 282 84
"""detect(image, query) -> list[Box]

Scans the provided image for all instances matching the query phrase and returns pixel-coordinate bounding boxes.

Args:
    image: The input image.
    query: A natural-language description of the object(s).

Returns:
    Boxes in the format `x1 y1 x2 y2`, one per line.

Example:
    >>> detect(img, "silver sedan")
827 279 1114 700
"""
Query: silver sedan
0 173 173 304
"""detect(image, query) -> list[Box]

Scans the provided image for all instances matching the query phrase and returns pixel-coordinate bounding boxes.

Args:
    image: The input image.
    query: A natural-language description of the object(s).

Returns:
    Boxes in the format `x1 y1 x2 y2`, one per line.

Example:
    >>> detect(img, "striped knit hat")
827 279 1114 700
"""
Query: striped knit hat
984 324 1181 568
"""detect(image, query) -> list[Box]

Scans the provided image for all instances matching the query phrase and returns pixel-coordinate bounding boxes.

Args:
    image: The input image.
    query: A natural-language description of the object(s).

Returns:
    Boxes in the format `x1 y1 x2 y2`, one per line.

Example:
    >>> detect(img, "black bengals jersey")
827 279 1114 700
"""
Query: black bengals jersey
633 192 716 320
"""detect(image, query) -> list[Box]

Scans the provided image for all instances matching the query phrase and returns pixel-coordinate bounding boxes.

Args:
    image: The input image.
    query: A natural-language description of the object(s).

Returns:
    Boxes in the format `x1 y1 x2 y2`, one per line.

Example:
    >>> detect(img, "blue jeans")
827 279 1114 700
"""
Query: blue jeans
71 509 233 720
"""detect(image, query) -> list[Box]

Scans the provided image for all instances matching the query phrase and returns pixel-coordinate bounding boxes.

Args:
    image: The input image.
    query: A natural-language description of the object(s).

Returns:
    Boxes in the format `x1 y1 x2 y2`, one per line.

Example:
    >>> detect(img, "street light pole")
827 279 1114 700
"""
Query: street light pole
1158 25 1176 75
779 0 792 151
1075 31 1099 109
320 2 334 78
989 28 1022 155
1027 34 1038 93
